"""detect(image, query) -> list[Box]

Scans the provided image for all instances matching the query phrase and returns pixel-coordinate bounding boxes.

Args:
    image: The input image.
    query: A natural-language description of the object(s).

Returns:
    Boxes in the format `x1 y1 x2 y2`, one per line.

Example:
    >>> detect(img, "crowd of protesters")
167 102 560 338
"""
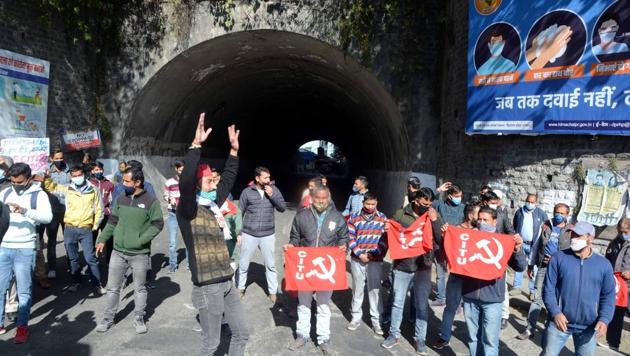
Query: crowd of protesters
0 113 627 356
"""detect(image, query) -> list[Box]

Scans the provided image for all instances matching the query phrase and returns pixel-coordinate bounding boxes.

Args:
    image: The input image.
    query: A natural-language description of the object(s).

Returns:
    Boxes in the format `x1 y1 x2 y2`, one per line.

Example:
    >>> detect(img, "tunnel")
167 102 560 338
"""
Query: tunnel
128 30 411 214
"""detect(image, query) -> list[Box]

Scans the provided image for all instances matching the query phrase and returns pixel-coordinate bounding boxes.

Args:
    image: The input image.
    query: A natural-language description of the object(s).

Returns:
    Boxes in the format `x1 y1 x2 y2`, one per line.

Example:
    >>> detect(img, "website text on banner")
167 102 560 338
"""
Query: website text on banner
467 0 630 135
284 247 348 291
443 226 515 280
0 49 50 138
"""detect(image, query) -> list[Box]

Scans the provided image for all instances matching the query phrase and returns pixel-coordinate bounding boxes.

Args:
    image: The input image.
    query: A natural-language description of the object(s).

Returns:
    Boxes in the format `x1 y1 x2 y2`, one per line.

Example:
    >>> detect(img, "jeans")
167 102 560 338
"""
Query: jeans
389 268 431 346
102 251 149 322
350 258 383 326
440 273 463 341
167 211 187 269
192 280 249 356
297 290 333 343
606 306 627 348
463 299 503 356
544 322 596 356
39 210 64 271
525 266 548 335
434 260 447 302
237 233 277 294
0 247 36 326
65 226 101 286
513 243 537 292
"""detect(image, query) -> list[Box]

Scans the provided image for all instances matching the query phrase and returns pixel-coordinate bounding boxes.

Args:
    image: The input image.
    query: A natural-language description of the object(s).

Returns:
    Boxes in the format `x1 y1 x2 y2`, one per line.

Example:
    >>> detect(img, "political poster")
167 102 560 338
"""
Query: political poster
387 214 433 260
540 189 578 218
0 137 49 173
444 226 516 280
284 247 348 291
0 49 49 138
61 128 101 151
467 0 630 135
577 169 628 226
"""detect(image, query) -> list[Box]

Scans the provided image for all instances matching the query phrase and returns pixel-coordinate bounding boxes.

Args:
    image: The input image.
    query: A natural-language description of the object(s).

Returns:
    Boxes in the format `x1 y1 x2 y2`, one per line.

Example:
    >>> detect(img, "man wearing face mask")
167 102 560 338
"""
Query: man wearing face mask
478 32 517 75
593 16 629 56
342 176 369 218
237 166 286 303
602 218 630 352
284 185 348 354
163 160 185 273
460 206 525 356
42 149 70 280
511 193 548 297
517 203 572 341
543 221 615 356
95 167 163 334
381 188 444 355
89 162 115 263
431 184 465 306
44 165 104 294
0 163 52 343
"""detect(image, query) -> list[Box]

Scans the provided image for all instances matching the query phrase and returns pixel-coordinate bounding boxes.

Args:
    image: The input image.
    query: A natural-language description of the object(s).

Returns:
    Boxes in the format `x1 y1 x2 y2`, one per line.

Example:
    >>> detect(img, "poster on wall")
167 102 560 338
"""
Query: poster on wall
540 189 578 218
0 137 50 173
577 169 628 226
0 49 50 138
61 128 101 151
467 0 630 135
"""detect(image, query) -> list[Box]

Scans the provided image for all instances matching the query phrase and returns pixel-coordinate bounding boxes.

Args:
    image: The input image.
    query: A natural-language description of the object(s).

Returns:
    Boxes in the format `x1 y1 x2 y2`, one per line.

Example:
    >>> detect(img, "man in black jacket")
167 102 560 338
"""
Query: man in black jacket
176 113 248 356
284 185 348 354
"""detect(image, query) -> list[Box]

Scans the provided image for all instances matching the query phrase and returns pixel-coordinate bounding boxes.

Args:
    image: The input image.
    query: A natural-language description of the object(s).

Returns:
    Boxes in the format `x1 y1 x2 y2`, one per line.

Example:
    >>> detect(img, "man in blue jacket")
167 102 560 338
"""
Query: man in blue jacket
461 206 526 356
542 221 616 356
511 193 548 296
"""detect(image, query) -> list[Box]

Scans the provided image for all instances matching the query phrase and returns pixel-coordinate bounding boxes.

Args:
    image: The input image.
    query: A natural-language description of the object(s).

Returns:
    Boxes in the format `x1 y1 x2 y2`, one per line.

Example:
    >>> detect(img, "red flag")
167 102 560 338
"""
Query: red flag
614 272 628 307
443 226 515 280
284 247 348 291
387 214 433 260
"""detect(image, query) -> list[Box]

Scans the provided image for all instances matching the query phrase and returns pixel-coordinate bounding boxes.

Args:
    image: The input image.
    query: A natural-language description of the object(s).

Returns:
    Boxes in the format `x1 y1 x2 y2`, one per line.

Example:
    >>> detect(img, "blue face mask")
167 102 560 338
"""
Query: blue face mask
352 186 360 193
553 214 566 225
450 197 462 206
93 172 104 180
623 234 630 241
488 42 504 56
200 191 217 201
123 185 136 195
479 222 497 233
525 202 535 211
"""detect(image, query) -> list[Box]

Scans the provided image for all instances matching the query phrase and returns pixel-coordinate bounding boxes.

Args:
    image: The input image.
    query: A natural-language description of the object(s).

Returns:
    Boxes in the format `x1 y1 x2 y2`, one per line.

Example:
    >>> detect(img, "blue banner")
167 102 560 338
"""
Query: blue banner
467 0 630 135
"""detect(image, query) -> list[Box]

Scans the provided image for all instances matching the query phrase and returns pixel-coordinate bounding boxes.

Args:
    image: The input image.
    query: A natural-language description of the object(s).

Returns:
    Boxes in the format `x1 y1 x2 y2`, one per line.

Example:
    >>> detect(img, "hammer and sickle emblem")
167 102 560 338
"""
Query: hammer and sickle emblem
306 255 336 283
399 227 423 249
469 238 504 269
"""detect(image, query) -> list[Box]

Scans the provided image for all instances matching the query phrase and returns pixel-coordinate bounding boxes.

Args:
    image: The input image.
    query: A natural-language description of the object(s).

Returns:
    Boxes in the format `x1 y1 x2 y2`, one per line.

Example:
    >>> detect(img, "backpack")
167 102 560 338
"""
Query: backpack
1 188 39 210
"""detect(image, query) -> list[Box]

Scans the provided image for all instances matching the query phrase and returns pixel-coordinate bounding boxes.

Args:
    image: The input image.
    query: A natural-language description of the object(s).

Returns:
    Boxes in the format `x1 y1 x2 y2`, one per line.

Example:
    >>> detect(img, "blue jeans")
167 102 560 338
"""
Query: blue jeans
65 226 101 286
463 299 503 356
389 268 431 347
434 260 447 302
544 322 596 356
513 243 536 291
167 211 187 269
0 247 36 326
525 266 549 337
440 273 463 341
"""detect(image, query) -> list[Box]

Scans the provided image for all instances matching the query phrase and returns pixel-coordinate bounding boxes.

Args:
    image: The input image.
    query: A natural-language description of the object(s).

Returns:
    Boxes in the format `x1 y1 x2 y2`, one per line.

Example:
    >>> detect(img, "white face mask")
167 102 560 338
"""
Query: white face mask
488 204 498 210
71 176 86 186
570 238 588 252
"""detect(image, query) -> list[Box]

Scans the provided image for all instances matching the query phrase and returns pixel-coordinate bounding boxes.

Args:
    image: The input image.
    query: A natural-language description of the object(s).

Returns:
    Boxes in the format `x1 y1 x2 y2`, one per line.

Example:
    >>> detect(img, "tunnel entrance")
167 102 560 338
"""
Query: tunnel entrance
128 30 410 214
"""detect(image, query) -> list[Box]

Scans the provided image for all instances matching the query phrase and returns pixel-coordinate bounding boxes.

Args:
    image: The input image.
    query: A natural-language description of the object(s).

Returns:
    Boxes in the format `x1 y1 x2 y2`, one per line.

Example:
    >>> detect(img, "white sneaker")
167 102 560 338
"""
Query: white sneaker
347 320 360 331
47 270 56 279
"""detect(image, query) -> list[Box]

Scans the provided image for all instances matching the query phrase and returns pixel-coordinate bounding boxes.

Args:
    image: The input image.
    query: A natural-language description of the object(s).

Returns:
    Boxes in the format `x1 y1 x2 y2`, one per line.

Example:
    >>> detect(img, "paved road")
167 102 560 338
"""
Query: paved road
1 207 627 355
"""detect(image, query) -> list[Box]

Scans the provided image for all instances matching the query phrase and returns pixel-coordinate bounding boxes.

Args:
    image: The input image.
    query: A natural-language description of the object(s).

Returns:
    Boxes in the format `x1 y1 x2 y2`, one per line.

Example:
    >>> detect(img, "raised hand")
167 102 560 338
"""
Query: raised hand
192 113 212 146
228 124 240 153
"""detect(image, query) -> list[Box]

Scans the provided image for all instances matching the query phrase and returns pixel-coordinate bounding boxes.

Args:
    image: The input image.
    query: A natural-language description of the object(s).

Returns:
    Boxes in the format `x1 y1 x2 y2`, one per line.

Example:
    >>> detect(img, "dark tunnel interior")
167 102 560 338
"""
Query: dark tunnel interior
128 30 411 213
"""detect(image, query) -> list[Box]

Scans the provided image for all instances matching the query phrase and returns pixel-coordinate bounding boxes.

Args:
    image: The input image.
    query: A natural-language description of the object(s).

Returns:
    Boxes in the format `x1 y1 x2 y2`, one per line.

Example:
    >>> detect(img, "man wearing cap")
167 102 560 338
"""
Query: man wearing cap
542 221 616 356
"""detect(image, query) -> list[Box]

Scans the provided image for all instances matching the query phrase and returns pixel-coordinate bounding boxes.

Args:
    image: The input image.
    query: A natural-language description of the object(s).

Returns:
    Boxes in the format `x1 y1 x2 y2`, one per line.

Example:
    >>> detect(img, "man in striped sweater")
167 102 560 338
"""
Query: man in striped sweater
347 191 388 335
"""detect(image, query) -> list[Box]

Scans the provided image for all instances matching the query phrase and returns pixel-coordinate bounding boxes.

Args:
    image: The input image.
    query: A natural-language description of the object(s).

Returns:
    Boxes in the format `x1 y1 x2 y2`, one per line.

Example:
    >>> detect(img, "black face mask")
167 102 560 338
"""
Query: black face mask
13 182 31 195
53 160 65 170
407 192 415 203
413 202 429 216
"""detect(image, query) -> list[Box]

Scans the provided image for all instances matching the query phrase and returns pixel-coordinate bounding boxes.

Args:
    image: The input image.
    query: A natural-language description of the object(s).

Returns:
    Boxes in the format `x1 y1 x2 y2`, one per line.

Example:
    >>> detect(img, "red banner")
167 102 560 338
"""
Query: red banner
444 226 515 281
387 214 433 260
614 272 628 307
284 247 348 291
